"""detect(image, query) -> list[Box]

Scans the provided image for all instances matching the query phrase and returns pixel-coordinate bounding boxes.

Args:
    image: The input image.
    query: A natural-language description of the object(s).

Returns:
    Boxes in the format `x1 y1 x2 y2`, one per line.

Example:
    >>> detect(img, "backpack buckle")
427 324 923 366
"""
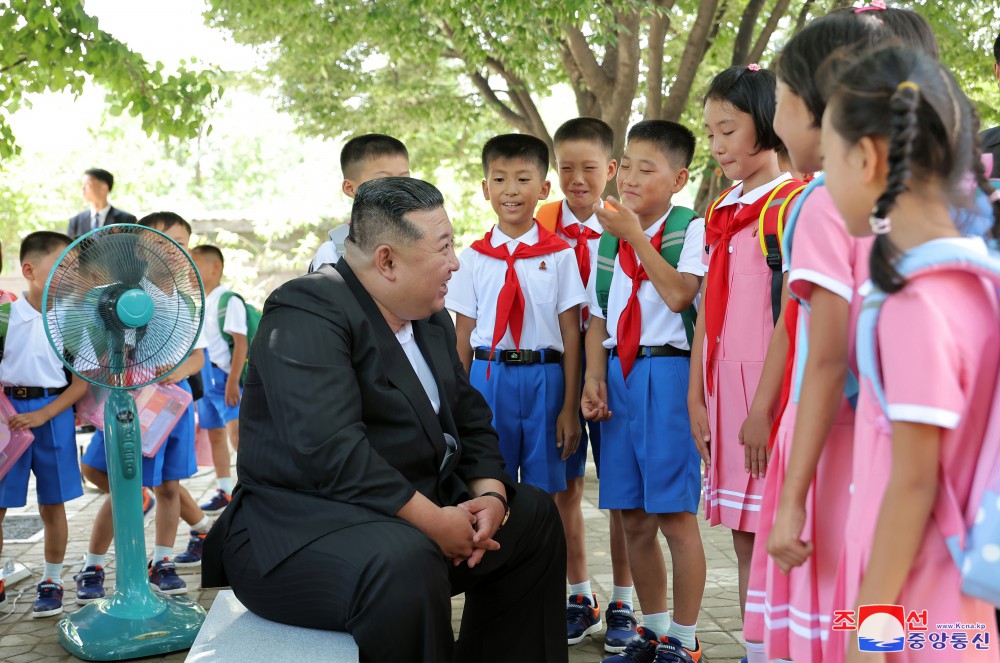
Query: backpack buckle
763 234 782 272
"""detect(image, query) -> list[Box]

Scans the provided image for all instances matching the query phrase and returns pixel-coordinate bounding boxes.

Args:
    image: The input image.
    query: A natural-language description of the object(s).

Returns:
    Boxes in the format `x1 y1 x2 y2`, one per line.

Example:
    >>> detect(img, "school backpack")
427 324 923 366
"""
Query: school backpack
217 291 262 384
594 206 699 346
536 201 561 233
705 178 807 325
856 240 1000 607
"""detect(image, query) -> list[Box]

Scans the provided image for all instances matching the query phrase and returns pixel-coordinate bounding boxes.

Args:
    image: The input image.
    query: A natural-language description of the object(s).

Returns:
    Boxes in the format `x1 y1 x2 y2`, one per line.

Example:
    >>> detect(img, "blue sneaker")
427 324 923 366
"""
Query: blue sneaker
567 593 602 645
173 530 207 568
148 559 187 595
32 579 64 618
142 487 156 516
604 600 640 652
602 625 660 663
199 489 231 516
74 565 106 604
653 635 702 663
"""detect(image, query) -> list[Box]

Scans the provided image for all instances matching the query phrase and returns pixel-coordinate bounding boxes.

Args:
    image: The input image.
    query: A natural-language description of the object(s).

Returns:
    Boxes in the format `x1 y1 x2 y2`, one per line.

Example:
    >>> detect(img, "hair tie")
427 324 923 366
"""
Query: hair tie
897 80 920 93
855 0 887 12
747 63 761 72
869 213 892 235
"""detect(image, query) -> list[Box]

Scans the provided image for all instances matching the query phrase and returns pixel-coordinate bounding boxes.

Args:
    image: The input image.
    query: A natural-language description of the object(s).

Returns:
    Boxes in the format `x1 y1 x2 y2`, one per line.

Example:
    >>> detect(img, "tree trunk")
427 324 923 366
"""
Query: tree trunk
732 0 767 66
661 0 721 121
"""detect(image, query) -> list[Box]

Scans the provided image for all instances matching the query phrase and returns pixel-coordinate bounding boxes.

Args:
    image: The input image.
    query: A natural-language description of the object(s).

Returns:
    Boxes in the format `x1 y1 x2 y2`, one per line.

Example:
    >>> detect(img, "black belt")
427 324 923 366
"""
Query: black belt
474 348 563 365
4 385 69 400
611 345 691 359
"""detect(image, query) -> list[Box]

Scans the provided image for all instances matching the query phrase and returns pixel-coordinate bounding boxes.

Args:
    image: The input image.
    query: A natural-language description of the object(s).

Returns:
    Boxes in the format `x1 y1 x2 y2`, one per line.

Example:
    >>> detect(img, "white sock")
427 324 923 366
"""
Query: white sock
153 546 172 562
568 580 592 601
217 476 235 494
643 611 670 636
42 562 63 584
666 618 697 651
191 516 212 534
746 641 766 663
610 585 634 605
85 552 106 569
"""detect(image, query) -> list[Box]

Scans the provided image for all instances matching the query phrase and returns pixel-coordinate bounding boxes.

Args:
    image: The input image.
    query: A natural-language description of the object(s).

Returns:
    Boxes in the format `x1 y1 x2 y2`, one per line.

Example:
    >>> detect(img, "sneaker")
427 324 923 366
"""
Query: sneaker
199 489 231 515
602 626 660 663
653 636 702 663
173 530 207 567
148 559 187 595
142 487 156 516
74 565 106 604
32 579 64 618
604 600 640 652
567 593 602 645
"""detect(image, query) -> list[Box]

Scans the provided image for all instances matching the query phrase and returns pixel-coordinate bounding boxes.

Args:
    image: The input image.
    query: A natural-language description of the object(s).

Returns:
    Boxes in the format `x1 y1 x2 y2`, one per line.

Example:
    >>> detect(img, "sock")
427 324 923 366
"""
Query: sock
217 476 235 494
42 562 63 584
666 618 697 651
745 641 766 663
610 584 634 605
153 546 172 562
85 552 106 569
643 611 670 636
568 580 592 601
191 516 212 534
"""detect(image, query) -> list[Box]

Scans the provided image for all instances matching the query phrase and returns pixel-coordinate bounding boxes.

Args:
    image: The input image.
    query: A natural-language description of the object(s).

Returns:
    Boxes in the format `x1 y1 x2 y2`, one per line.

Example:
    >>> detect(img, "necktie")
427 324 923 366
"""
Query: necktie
469 224 570 377
92 211 100 231
556 212 601 328
615 229 663 381
702 194 771 394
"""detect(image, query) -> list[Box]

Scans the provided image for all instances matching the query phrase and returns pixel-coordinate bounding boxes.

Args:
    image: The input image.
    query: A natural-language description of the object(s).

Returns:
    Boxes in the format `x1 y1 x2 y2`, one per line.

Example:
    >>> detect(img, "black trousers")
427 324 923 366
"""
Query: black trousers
221 484 568 663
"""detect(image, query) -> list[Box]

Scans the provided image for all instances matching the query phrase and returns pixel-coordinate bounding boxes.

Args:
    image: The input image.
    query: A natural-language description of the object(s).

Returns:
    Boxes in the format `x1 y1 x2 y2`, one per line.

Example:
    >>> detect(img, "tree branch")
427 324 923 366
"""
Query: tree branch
1 57 28 74
662 0 720 121
562 24 612 99
732 0 767 65
644 0 674 120
559 42 600 116
748 0 793 63
468 70 527 128
606 9 641 123
794 0 818 35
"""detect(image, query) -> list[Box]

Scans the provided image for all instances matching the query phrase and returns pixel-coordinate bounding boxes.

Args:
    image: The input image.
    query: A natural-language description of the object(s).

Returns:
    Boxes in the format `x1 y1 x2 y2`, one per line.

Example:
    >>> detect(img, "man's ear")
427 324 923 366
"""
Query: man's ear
672 168 690 193
372 244 397 281
342 179 358 198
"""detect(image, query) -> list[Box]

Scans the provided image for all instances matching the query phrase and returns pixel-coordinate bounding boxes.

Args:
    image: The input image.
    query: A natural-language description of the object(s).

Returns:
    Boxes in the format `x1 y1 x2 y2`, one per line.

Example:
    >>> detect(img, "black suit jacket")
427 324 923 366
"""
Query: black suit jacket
67 206 137 238
981 127 1000 178
203 260 512 584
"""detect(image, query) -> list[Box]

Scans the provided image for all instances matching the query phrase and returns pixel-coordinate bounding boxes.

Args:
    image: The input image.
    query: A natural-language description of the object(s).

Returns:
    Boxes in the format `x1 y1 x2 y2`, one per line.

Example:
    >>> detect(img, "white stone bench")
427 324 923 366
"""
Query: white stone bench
186 589 359 662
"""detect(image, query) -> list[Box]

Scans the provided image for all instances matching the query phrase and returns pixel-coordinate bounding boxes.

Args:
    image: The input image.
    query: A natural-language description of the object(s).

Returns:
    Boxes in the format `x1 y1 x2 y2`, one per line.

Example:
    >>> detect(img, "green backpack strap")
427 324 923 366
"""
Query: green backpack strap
0 302 10 363
594 207 699 346
216 291 243 348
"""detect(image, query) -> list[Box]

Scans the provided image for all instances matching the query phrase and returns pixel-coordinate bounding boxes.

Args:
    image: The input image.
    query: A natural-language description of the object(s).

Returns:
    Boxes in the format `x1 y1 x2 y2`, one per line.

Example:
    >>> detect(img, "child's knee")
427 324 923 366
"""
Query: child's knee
81 463 108 491
620 509 657 541
656 511 699 541
154 480 180 500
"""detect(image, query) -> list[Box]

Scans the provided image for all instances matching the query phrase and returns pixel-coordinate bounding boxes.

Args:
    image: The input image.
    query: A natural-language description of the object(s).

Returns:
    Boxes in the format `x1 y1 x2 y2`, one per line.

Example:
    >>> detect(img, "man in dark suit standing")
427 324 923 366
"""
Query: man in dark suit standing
203 177 567 662
67 169 137 237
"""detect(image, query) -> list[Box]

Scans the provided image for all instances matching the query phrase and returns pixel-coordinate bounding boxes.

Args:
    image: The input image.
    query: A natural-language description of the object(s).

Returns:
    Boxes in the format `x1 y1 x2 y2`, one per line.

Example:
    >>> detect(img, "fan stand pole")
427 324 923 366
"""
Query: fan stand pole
57 390 205 660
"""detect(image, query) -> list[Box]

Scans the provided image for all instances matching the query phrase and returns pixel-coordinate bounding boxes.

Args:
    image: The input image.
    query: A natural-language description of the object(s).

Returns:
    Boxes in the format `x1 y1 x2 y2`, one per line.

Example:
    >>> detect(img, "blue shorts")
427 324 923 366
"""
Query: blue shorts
197 364 240 430
0 395 83 507
470 355 567 494
82 381 197 485
598 355 701 514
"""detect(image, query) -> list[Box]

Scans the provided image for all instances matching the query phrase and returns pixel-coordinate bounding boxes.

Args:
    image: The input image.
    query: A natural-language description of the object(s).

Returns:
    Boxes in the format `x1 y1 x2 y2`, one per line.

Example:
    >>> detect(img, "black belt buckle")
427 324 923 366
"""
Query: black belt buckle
502 349 533 365
14 387 28 399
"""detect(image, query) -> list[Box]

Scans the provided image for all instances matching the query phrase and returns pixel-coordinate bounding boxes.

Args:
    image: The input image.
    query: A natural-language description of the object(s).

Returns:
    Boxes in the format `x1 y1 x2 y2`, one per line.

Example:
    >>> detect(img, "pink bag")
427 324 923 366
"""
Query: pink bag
0 392 35 481
78 384 193 458
195 422 213 467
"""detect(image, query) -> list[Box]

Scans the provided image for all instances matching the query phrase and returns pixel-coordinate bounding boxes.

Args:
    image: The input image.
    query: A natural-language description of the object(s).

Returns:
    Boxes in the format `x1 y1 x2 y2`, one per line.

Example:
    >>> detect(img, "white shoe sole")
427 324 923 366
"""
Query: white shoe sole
32 605 64 618
567 619 603 646
605 642 627 653
76 595 104 605
173 559 202 568
150 583 188 595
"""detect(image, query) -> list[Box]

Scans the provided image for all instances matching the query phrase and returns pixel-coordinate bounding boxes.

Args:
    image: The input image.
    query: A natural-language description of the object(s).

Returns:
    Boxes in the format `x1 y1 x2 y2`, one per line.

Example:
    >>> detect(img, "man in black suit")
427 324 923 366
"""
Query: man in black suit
67 169 137 237
203 177 567 662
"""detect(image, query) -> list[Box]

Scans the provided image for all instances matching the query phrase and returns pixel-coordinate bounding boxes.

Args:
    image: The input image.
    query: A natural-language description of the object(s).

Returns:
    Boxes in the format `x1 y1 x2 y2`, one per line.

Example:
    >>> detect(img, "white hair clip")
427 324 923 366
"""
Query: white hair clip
869 214 892 235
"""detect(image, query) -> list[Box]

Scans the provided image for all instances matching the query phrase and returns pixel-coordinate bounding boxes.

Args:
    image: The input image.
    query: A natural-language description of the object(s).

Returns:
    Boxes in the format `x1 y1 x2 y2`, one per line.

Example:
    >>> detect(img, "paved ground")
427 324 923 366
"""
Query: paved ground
0 434 746 662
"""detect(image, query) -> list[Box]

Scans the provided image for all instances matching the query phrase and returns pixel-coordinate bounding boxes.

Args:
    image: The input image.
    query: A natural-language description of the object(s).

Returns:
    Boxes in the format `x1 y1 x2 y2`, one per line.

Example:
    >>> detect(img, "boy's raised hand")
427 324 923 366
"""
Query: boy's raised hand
581 377 611 422
594 197 644 245
555 406 582 460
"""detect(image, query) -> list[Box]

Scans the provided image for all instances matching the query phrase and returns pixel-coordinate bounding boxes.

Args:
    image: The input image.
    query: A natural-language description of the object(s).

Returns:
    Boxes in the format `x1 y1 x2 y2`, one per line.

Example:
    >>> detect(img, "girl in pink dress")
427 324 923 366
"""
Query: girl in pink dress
821 46 1000 663
742 9 940 663
689 64 804 644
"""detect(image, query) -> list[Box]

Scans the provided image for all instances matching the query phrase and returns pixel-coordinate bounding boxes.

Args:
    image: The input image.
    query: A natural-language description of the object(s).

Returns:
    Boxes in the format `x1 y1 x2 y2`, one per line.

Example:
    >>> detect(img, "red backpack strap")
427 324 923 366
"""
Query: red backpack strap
535 200 562 233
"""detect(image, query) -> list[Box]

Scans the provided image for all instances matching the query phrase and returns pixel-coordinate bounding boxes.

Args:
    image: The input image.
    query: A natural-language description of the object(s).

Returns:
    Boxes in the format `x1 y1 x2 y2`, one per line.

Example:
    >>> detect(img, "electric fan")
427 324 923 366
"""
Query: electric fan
43 224 207 660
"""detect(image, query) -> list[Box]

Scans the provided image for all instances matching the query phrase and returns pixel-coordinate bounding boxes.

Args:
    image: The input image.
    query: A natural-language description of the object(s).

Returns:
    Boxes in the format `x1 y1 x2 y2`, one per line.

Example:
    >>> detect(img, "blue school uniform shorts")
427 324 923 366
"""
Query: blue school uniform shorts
598 354 701 514
470 352 567 494
197 363 240 430
82 379 197 485
0 394 83 507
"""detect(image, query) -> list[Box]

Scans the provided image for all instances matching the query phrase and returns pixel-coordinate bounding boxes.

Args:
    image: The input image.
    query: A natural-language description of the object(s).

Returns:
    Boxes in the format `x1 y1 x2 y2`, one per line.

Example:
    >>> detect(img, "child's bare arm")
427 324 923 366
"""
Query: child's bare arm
160 348 205 386
688 279 711 467
454 314 476 376
226 333 248 407
556 306 582 459
9 373 88 430
582 316 611 421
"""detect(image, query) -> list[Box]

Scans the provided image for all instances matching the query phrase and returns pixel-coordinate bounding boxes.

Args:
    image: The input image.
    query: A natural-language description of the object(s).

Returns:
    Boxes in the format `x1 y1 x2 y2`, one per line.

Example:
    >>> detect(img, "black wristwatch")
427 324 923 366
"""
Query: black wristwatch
481 491 510 529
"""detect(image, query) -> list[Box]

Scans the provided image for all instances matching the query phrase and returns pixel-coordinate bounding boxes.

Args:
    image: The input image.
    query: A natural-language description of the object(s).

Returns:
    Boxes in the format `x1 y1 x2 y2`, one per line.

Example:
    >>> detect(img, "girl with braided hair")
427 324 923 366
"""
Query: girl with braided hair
821 46 1000 662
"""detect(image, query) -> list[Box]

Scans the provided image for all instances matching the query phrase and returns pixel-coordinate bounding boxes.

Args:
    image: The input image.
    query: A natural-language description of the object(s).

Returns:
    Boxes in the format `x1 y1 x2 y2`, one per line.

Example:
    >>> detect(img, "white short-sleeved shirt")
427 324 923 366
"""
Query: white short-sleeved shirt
556 200 604 330
309 225 349 272
0 295 69 388
589 207 706 351
702 173 792 274
446 224 588 352
204 286 249 372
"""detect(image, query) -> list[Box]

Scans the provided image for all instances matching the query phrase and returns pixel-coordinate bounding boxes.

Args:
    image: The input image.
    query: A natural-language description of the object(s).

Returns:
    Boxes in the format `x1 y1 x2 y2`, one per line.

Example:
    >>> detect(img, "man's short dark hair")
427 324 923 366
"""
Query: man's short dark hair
139 212 192 237
481 134 549 179
553 118 615 158
626 120 697 169
341 134 409 180
20 231 72 263
348 177 444 253
84 168 114 191
191 244 224 267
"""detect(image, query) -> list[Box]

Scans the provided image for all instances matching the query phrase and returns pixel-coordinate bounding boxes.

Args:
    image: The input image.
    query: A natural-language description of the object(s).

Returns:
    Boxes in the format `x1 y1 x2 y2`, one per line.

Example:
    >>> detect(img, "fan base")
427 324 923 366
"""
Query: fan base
57 593 206 661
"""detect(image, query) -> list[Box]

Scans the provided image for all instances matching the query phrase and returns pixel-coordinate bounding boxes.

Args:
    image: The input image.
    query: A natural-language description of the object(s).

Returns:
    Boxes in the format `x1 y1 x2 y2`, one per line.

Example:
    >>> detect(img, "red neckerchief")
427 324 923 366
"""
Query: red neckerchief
615 228 663 381
555 205 601 328
469 223 570 377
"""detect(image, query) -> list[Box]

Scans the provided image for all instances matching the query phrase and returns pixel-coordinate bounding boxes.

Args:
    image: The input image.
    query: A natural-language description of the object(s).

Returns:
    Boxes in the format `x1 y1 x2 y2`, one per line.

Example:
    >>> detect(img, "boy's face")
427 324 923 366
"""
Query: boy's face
555 139 617 214
22 248 66 292
616 140 688 221
343 154 411 198
192 254 220 283
482 157 551 230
